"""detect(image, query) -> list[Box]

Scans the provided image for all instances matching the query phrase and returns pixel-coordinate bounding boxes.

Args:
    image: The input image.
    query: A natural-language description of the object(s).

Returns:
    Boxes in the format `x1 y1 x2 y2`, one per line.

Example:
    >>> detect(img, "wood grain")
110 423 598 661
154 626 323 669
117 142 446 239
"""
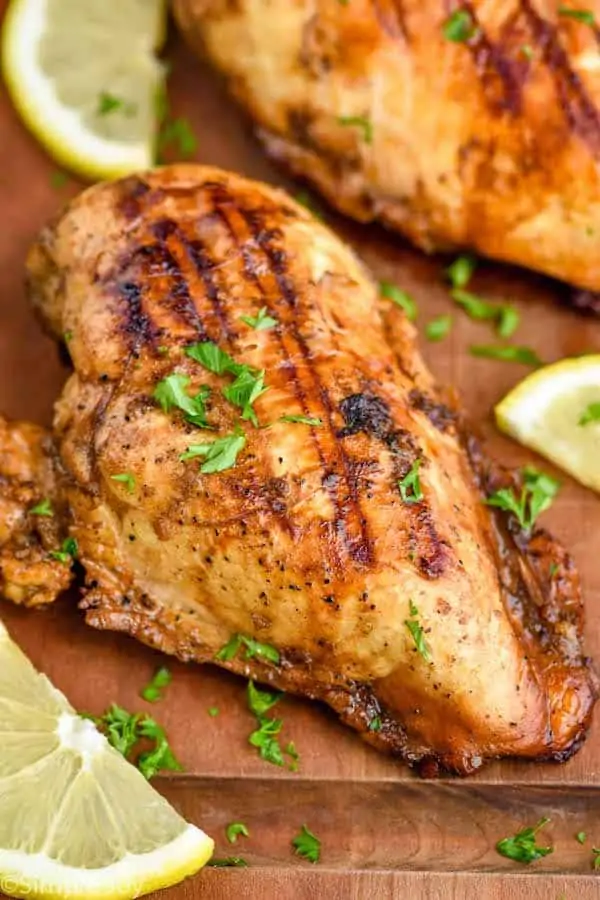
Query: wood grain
0 3 600 897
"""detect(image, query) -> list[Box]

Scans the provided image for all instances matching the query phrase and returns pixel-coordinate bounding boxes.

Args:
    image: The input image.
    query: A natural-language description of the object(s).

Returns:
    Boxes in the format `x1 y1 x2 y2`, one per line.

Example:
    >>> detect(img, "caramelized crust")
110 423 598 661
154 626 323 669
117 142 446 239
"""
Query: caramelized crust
19 164 597 775
174 0 600 296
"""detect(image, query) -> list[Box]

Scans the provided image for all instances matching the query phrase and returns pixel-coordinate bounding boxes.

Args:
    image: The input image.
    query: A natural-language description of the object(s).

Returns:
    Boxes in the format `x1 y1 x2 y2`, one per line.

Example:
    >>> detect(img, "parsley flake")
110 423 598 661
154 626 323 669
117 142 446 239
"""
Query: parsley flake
29 498 53 517
398 459 423 504
226 822 250 844
405 599 432 662
486 466 560 532
209 857 248 868
208 706 220 717
558 5 595 24
49 537 78 564
137 716 184 780
425 314 453 342
446 254 477 289
496 818 553 863
593 847 600 870
140 666 172 703
279 415 322 426
521 44 534 60
153 373 211 427
285 740 300 772
292 825 321 864
185 341 243 375
86 704 182 779
249 715 285 766
223 369 268 425
579 401 600 426
157 116 197 160
216 634 280 664
379 281 418 321
50 170 69 189
451 289 520 337
180 428 246 473
470 344 542 366
110 472 136 494
338 115 373 143
576 831 587 844
240 307 278 331
368 716 382 732
97 92 125 116
443 8 478 41
248 681 282 717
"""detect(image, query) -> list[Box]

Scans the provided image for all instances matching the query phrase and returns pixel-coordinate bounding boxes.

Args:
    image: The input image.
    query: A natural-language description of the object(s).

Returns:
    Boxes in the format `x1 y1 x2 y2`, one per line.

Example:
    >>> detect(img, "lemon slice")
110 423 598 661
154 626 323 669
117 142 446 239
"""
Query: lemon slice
495 355 600 493
0 618 213 900
1 0 167 180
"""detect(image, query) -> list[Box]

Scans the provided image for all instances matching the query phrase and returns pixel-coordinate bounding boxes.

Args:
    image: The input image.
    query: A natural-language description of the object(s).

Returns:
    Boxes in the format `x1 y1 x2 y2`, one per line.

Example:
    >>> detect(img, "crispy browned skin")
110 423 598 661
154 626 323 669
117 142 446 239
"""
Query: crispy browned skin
16 164 596 775
174 0 600 296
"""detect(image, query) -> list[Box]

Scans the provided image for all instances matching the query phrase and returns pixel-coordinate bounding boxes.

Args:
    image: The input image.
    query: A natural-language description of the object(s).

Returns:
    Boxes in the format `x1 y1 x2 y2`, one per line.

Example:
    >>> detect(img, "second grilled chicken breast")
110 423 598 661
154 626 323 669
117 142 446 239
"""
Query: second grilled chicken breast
174 0 600 301
6 164 595 776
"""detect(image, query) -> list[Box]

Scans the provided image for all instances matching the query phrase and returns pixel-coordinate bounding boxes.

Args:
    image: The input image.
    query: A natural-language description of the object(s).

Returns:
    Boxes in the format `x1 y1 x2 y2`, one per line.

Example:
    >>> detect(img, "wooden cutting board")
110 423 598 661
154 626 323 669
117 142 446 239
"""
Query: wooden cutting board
1 12 600 900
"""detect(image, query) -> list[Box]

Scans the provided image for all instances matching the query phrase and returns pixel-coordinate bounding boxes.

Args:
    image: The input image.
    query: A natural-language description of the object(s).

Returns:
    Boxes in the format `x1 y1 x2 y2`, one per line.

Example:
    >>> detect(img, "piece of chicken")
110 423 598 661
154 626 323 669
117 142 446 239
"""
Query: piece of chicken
173 0 600 304
4 163 594 776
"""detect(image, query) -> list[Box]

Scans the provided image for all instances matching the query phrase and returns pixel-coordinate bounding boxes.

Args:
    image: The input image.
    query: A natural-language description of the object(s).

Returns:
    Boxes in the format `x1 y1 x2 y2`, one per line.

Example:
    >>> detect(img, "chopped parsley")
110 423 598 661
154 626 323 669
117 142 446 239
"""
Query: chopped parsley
247 681 281 716
110 472 136 494
593 847 600 870
451 289 520 338
425 314 453 342
63 330 74 343
50 170 69 189
97 92 125 116
216 634 280 665
222 369 268 425
558 5 595 24
240 307 278 331
286 741 300 772
579 401 600 426
521 44 534 60
379 281 417 321
442 8 478 42
186 342 243 375
576 831 587 844
398 459 423 504
470 344 542 367
368 716 382 732
140 666 172 703
279 415 322 426
29 498 53 517
208 706 220 717
86 704 183 780
226 822 250 844
249 714 285 766
157 116 197 160
446 254 476 289
209 857 248 867
485 466 560 532
49 537 78 564
292 825 321 864
549 562 559 579
404 600 431 662
496 818 553 863
153 373 211 427
180 429 247 473
338 115 373 143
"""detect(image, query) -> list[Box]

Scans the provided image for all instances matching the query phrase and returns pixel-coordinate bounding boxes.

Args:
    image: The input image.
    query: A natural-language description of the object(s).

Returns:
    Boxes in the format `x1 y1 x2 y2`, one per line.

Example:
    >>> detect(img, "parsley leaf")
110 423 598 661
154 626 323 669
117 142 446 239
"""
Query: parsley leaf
208 706 219 717
110 472 136 494
222 369 268 425
451 289 520 338
368 716 382 732
404 599 432 662
216 634 280 664
443 8 478 41
579 401 600 426
240 307 278 331
425 314 453 342
279 415 322 426
285 740 300 772
249 715 285 765
140 666 172 703
558 5 595 24
398 459 423 504
226 822 250 844
485 467 560 532
97 92 125 115
49 537 78 564
576 831 587 844
180 429 246 474
153 373 211 427
292 825 321 864
446 254 477 289
88 704 182 779
248 681 282 717
137 716 183 780
209 857 248 867
338 115 373 143
496 818 553 863
157 116 197 160
185 341 244 375
50 170 69 190
379 281 417 321
29 498 53 517
470 344 542 366
87 704 141 757
593 847 600 870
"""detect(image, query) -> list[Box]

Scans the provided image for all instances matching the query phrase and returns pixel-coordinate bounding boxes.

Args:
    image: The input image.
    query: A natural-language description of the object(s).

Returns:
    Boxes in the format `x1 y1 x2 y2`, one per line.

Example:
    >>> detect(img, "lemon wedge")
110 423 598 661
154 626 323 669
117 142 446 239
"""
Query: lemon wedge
0 618 213 900
1 0 167 180
495 355 600 493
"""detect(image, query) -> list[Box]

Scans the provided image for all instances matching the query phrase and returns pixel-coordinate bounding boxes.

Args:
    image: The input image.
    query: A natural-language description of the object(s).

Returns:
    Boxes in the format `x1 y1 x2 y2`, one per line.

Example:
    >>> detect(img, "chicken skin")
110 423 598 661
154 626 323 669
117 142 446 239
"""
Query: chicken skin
1 164 593 776
174 0 600 302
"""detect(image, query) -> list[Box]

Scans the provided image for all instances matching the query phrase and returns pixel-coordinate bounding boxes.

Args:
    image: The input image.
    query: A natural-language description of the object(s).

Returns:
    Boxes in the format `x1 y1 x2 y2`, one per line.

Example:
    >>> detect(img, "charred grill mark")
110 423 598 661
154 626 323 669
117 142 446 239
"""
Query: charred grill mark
408 389 457 433
116 280 159 350
338 392 449 578
521 0 600 154
179 235 237 341
117 176 151 221
374 0 409 41
206 182 373 567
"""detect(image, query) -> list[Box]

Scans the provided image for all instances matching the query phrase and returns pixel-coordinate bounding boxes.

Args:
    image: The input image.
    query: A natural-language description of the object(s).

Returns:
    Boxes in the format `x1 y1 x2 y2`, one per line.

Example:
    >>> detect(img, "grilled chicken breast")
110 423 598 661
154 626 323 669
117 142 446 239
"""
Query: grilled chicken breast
5 164 594 775
174 0 600 302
